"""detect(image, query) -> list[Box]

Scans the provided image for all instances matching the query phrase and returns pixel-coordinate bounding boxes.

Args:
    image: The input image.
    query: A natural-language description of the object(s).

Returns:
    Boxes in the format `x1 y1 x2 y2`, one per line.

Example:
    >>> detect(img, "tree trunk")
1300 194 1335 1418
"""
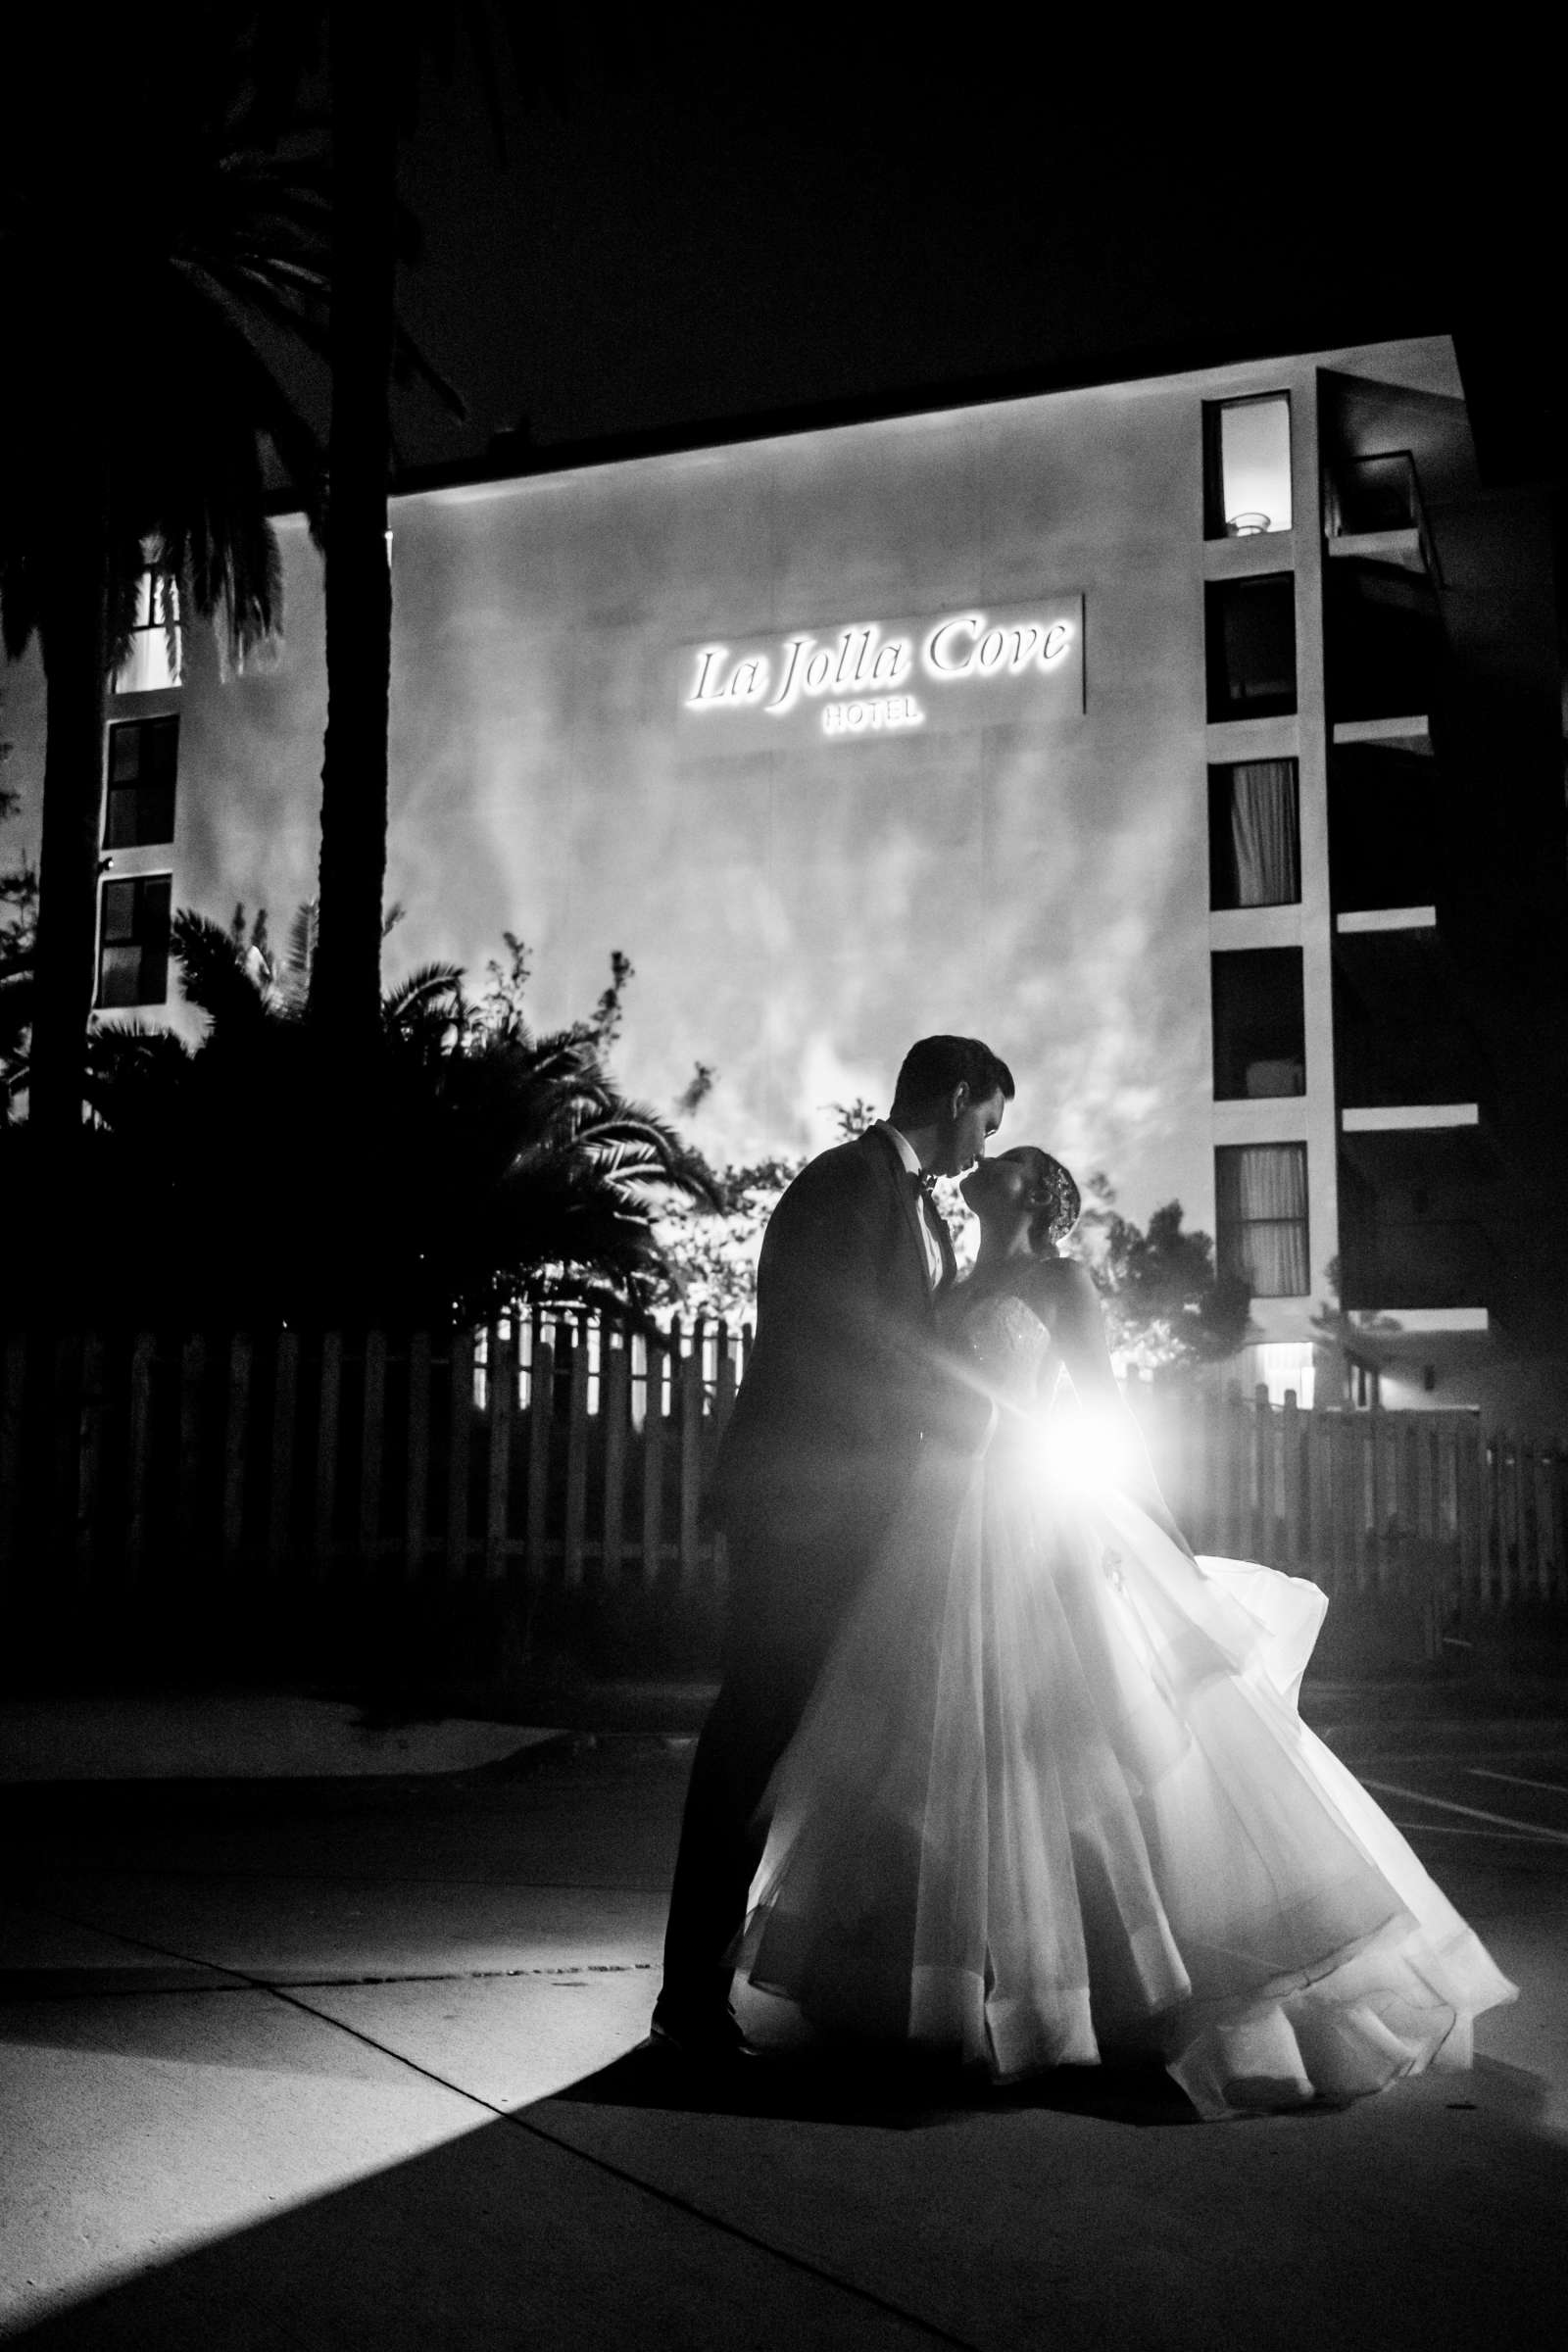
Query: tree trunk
311 11 397 1060
28 457 109 1148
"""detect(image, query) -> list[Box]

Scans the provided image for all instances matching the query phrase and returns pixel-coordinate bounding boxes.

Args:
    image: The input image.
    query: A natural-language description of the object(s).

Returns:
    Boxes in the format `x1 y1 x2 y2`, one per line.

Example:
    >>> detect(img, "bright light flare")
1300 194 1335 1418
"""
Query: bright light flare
1031 1407 1131 1497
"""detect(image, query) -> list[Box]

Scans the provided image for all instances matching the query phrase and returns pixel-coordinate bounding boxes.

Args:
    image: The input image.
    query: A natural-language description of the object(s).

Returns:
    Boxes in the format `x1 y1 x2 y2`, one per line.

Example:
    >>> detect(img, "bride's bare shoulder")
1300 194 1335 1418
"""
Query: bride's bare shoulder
1021 1254 1100 1324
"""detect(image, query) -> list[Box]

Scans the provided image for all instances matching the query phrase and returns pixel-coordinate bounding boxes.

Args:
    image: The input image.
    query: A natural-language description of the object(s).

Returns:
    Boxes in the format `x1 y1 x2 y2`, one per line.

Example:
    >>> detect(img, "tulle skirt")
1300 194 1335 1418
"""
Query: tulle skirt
732 1437 1516 2118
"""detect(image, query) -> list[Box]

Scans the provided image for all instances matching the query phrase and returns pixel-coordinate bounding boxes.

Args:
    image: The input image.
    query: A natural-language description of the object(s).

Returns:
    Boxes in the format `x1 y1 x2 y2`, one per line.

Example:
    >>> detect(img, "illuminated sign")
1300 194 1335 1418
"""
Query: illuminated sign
675 596 1084 752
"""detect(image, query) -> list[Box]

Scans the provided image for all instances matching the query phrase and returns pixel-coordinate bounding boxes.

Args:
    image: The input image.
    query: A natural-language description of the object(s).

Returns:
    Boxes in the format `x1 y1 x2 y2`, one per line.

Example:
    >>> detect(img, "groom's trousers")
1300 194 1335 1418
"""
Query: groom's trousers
660 1523 869 2020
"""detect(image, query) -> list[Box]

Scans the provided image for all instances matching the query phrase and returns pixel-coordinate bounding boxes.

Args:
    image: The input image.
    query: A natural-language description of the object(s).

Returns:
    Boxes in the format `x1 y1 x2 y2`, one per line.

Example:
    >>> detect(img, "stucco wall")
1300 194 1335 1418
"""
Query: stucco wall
2 334 1474 1245
172 377 1224 1224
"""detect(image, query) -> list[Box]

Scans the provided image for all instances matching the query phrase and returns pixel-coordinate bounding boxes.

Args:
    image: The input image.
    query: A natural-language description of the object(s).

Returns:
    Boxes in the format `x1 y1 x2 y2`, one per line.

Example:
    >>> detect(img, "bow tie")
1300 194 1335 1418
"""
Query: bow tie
910 1168 939 1200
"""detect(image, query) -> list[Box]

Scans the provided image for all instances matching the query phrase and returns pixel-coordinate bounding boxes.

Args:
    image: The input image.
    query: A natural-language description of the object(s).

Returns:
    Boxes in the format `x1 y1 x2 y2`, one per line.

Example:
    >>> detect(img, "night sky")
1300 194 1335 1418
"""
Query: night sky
382 32 1559 491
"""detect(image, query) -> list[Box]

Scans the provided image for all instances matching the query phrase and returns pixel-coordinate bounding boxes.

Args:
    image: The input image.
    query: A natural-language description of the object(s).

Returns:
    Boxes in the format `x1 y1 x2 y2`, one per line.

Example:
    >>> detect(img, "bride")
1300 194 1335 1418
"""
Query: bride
730 1146 1515 2118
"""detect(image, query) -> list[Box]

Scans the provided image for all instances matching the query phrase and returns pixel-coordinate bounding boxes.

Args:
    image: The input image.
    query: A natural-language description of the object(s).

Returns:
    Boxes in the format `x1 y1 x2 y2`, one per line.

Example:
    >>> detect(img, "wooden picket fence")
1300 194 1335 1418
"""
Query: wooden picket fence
0 1313 740 1608
2 1316 1565 1648
1135 1387 1568 1618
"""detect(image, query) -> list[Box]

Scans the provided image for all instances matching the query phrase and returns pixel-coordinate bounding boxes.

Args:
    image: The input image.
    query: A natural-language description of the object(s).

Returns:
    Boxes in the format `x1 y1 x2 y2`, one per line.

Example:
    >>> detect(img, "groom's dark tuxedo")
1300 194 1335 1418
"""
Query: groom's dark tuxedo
708 1124 957 1637
659 1124 965 2035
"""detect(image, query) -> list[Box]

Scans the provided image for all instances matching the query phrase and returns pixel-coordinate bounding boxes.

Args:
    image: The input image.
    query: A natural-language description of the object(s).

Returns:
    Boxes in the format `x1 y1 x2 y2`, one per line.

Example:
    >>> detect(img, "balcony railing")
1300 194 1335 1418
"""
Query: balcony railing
1325 451 1441 581
1339 1217 1494 1313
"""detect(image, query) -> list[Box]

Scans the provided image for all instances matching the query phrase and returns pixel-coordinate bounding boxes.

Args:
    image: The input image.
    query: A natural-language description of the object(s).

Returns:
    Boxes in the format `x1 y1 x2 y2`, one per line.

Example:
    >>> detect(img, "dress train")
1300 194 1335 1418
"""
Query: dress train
732 1302 1515 2119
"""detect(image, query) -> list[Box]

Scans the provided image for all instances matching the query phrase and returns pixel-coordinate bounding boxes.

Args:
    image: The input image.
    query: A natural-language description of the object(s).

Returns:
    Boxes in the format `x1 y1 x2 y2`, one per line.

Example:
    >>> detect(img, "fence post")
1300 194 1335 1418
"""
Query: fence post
446 1330 474 1580
678 1318 705 1592
360 1327 388 1569
644 1336 667 1590
267 1330 299 1582
1396 1412 1416 1602
76 1330 108 1583
314 1330 343 1579
564 1317 590 1590
1212 1385 1234 1555
1250 1384 1271 1561
1434 1418 1454 1637
221 1331 252 1576
1525 1439 1544 1605
176 1331 206 1572
1374 1410 1392 1591
405 1331 431 1582
125 1329 157 1590
485 1318 515 1583
1194 1383 1222 1552
1423 1417 1447 1647
1310 1407 1333 1593
714 1324 738 1446
1279 1389 1299 1571
602 1326 628 1585
1349 1412 1371 1595
640 1333 665 1590
1497 1433 1516 1609
1180 1385 1203 1549
1455 1419 1483 1614
1233 1386 1250 1556
525 1314 552 1579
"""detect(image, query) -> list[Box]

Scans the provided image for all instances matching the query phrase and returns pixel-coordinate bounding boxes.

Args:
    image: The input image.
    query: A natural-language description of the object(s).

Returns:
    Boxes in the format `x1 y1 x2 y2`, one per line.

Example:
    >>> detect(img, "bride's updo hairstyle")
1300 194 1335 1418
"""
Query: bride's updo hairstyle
1000 1147 1081 1253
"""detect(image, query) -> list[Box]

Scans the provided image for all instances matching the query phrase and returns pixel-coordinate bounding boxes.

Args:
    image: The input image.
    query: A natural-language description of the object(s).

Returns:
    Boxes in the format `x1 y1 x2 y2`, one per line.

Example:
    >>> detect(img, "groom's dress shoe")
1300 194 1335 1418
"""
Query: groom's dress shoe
648 2000 752 2063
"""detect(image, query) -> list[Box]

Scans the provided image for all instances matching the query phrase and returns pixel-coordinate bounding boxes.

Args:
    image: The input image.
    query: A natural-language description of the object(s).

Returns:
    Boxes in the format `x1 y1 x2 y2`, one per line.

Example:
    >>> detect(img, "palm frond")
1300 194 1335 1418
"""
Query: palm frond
382 962 465 1026
284 902 318 988
171 907 269 1030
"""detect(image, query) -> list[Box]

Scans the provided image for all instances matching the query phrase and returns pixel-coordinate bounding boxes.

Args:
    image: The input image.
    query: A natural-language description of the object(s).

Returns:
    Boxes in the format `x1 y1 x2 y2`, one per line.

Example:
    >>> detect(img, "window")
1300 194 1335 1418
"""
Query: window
1215 1143 1308 1298
1208 758 1299 908
104 717 177 849
1211 950 1305 1100
1205 574 1296 721
1252 1342 1316 1409
114 569 182 693
1204 395 1292 538
97 875 172 1008
1331 451 1421 538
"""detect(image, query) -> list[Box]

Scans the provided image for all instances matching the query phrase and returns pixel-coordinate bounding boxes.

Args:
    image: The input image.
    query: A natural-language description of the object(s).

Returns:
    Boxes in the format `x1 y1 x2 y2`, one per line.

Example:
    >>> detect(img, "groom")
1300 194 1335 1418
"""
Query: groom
652 1035 1014 2057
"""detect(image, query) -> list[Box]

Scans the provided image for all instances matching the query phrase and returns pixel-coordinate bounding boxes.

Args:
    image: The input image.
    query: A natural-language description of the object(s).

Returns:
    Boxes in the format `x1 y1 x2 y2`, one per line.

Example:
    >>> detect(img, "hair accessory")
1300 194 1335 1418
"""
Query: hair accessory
1034 1155 1082 1245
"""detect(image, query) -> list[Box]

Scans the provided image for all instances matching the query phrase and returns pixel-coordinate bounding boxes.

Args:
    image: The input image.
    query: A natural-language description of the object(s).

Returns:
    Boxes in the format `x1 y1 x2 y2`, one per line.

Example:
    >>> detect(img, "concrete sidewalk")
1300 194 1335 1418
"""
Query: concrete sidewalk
0 1690 561 1784
6 1670 1568 1783
3 1725 1567 2348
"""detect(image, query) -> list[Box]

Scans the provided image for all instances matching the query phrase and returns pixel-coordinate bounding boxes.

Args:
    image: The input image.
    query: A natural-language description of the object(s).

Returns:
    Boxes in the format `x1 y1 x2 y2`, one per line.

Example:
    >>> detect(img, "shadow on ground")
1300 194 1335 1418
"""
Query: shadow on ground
560 2042 1200 2130
9 2053 1568 2351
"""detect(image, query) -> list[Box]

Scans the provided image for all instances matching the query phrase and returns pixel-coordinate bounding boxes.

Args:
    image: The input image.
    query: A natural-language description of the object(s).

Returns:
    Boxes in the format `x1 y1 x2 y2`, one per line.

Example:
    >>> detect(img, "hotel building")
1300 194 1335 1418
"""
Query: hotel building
12 331 1564 1428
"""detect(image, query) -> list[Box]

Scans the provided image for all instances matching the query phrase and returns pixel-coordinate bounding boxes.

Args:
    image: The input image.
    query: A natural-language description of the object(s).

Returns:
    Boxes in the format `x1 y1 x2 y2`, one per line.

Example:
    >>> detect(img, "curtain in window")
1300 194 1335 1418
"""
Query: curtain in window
1228 760 1299 906
1216 1144 1308 1298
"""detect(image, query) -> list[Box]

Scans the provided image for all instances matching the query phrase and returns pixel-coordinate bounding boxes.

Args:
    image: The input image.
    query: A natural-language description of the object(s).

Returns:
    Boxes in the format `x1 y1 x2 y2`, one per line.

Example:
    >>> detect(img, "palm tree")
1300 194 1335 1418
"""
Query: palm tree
305 5 494 1061
234 5 547 1067
308 15 401 1067
421 1021 721 1330
0 21 331 1150
81 910 716 1328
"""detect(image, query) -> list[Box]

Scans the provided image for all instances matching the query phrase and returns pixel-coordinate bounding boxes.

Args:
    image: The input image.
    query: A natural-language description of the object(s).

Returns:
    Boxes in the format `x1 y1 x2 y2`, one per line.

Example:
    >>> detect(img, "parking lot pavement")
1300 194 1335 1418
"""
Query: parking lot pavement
3 1734 1567 2349
1334 1743 1568 2136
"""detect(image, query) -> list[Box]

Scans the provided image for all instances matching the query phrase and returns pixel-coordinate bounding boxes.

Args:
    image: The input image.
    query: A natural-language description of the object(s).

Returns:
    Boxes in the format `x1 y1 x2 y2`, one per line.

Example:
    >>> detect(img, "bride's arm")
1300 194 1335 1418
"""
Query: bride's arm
1035 1260 1197 1559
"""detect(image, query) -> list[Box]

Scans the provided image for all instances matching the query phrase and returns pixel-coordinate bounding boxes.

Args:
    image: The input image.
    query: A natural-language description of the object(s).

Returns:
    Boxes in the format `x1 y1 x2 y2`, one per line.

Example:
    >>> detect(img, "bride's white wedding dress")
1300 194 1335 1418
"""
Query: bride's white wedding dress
732 1291 1515 2118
